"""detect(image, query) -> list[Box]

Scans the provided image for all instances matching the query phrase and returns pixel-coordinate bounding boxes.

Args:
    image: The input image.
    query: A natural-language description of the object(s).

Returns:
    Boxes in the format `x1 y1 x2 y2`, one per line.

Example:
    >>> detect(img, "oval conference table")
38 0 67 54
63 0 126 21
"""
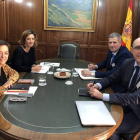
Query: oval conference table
0 59 123 140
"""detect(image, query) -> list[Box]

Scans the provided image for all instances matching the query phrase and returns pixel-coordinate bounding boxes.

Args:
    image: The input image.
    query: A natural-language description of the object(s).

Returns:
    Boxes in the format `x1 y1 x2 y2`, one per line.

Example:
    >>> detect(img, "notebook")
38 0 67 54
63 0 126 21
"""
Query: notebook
18 79 35 84
7 84 30 92
4 86 38 96
75 101 116 126
74 68 101 80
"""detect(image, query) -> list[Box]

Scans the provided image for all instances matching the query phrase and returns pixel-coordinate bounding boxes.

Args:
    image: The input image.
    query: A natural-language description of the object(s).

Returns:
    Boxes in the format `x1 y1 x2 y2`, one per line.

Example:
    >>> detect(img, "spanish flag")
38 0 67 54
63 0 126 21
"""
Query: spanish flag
121 0 133 51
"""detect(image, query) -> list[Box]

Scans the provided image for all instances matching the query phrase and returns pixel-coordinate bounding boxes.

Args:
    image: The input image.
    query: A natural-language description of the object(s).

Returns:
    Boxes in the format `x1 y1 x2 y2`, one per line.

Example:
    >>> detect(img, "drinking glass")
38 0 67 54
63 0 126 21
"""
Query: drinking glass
72 68 79 77
65 70 73 85
47 65 54 74
38 75 47 86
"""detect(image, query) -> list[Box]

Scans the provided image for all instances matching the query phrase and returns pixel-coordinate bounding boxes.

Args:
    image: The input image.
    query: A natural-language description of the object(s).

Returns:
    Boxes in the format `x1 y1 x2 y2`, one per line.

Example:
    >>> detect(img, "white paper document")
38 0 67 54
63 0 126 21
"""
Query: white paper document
74 68 101 80
56 68 71 72
40 62 60 67
4 86 38 96
32 65 51 74
75 101 116 126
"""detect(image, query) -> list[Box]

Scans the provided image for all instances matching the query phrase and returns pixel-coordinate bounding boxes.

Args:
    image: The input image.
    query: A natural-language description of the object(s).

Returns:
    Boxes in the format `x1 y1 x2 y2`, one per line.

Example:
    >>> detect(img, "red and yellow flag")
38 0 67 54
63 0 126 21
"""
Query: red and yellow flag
121 0 133 51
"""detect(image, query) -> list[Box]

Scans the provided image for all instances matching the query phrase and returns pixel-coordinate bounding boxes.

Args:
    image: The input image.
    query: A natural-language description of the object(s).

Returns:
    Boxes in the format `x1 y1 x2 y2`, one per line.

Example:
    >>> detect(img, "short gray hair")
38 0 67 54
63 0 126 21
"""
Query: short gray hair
108 32 122 43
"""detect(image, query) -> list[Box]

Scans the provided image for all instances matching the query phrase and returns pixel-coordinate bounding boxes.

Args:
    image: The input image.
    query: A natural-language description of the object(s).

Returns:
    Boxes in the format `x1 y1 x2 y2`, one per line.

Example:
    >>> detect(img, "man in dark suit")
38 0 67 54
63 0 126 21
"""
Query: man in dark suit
87 37 140 140
81 32 133 92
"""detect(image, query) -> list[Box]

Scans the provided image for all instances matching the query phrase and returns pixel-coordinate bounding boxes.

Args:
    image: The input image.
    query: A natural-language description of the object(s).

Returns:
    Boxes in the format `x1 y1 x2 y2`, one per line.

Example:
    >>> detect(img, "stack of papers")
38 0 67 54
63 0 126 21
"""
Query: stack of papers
40 62 60 67
32 65 51 74
4 86 38 96
74 68 101 80
56 68 71 72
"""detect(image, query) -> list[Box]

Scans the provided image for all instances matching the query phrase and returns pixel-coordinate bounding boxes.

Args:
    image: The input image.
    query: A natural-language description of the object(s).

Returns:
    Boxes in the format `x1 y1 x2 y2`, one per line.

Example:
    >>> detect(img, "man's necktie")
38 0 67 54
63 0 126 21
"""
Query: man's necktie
110 54 115 65
129 66 140 92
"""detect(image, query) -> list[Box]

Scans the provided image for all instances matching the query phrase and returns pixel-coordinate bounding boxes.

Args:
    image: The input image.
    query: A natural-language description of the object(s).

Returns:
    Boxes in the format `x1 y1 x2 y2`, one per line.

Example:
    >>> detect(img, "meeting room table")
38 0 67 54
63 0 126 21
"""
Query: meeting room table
0 59 123 140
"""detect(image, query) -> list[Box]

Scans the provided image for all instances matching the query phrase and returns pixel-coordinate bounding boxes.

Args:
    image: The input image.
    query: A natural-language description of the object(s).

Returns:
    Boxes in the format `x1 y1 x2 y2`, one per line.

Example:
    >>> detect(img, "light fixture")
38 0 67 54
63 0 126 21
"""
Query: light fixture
15 0 23 3
27 2 33 7
99 1 102 7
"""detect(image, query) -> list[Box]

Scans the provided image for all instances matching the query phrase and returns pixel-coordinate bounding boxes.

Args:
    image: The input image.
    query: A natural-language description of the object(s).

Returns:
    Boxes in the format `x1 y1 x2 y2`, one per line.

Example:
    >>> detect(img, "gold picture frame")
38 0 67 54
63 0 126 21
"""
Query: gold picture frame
44 0 97 32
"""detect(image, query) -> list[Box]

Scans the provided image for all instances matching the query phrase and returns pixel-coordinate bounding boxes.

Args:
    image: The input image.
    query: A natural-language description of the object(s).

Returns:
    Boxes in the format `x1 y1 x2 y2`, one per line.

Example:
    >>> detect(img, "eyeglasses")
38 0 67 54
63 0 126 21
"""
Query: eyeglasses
9 97 27 102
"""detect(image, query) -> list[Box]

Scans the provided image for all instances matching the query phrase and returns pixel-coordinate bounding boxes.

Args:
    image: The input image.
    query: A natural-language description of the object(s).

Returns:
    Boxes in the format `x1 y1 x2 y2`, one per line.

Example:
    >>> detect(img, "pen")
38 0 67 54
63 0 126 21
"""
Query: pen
87 60 90 65
91 81 95 87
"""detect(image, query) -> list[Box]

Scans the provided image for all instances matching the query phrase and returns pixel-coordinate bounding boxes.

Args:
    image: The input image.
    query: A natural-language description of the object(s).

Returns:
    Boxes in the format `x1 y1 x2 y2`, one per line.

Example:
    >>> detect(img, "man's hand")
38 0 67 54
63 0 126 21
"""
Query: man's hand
92 84 99 89
88 64 96 70
89 86 103 99
87 83 94 90
87 83 99 90
87 83 99 91
31 65 42 72
81 70 91 77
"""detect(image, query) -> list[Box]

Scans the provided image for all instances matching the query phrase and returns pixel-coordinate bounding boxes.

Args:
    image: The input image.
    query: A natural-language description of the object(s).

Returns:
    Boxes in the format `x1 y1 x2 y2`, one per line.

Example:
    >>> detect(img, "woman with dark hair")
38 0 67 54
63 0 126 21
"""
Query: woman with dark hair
12 29 42 72
0 40 19 96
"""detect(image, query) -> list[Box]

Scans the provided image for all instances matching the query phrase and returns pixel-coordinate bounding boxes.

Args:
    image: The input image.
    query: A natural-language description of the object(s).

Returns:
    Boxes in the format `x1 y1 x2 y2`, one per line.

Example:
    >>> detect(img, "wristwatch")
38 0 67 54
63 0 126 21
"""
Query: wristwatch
91 72 95 77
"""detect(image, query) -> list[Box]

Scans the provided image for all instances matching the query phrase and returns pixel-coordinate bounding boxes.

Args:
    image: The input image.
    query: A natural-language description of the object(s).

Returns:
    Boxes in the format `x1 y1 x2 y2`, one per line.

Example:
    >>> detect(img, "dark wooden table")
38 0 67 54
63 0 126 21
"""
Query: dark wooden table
0 59 123 140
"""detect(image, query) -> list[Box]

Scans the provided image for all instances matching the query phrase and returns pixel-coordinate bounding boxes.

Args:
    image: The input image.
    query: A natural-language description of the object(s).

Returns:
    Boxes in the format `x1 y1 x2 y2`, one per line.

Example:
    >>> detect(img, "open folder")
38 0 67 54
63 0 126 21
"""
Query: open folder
31 65 51 74
74 68 101 80
75 101 116 126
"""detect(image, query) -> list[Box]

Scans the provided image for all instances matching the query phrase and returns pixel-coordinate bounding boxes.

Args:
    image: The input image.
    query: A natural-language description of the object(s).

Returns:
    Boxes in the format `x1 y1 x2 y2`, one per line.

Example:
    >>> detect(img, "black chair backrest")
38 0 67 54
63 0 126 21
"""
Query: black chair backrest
58 42 79 59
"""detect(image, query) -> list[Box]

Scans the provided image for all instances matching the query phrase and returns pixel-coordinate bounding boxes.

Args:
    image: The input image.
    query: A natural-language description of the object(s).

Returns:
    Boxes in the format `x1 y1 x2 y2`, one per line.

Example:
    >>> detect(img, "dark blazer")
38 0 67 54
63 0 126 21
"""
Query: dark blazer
95 46 133 78
99 58 140 120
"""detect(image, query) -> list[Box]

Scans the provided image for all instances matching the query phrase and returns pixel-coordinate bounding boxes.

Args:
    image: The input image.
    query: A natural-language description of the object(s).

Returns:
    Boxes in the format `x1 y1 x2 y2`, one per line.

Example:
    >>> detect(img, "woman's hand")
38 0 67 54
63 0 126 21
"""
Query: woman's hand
31 65 42 72
3 81 13 89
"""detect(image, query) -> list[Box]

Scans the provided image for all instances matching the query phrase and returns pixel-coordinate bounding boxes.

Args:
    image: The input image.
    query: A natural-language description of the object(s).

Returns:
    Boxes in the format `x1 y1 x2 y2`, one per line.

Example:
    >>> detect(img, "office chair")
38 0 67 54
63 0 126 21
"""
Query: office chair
58 42 79 59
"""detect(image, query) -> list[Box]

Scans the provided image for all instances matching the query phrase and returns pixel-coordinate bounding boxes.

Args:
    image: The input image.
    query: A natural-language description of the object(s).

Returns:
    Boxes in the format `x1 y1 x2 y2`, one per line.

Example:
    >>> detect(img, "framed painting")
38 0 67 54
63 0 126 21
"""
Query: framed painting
44 0 97 32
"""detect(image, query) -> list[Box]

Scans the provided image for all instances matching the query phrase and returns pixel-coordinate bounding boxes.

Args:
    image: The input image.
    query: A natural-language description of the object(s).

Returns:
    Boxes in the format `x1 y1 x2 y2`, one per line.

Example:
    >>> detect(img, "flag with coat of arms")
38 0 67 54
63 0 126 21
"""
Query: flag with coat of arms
121 0 133 51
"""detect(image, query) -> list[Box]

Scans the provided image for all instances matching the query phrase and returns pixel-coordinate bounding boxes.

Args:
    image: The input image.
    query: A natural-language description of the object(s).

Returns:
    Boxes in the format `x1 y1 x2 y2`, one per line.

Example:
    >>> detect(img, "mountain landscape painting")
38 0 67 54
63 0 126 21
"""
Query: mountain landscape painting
44 0 97 32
